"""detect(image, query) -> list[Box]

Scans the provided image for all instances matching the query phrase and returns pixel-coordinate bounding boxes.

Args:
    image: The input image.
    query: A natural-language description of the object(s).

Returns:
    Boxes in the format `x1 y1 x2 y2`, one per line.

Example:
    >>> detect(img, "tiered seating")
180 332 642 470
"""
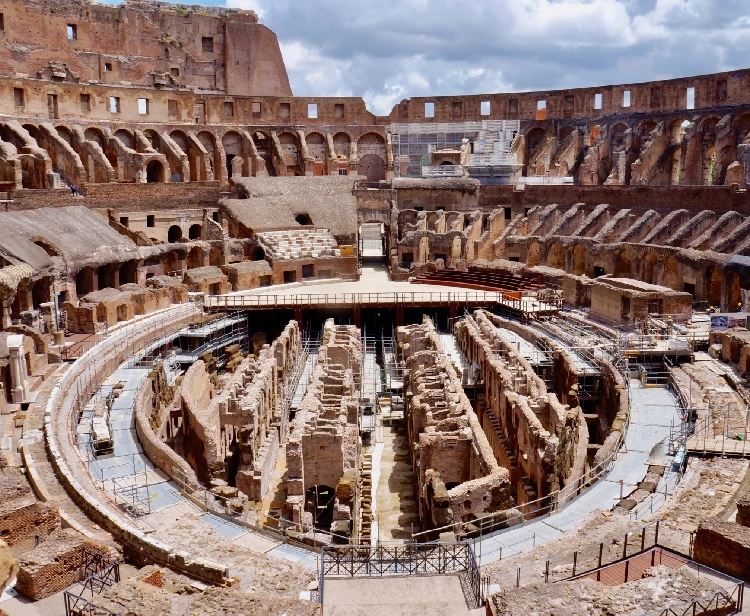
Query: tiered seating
257 228 340 261
411 269 545 293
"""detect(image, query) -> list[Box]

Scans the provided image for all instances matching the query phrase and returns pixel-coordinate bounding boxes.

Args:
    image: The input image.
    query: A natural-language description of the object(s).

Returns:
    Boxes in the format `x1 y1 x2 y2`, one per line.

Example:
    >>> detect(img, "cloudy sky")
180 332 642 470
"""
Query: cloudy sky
194 1 750 114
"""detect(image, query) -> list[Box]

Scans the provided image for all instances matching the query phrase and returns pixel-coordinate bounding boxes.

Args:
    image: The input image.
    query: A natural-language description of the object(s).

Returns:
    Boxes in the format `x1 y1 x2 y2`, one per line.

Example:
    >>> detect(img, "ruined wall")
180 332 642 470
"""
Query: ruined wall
15 532 112 600
398 317 513 532
285 320 361 537
180 359 218 483
454 311 587 507
0 0 289 97
694 519 750 581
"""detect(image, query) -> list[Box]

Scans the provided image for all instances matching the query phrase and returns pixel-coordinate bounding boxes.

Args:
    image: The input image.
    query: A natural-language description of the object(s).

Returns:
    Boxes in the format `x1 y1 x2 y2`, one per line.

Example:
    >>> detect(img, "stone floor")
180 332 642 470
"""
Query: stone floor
372 425 420 543
322 574 483 616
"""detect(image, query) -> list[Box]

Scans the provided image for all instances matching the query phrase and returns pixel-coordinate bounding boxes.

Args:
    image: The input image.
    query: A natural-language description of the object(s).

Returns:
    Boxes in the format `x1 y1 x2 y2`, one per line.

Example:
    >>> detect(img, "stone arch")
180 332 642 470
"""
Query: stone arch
546 242 564 269
55 125 73 145
643 252 658 285
707 266 722 307
188 224 202 241
278 131 299 171
358 154 385 183
525 127 546 174
660 255 680 290
170 130 198 181
222 130 245 178
114 129 134 150
143 129 160 150
75 267 95 297
734 113 750 144
637 120 657 139
700 117 720 185
146 159 165 183
725 269 742 312
187 245 203 268
610 123 629 151
571 244 587 276
558 126 576 142
615 249 632 277
197 131 218 178
333 132 352 158
119 260 138 285
357 133 386 181
251 131 275 176
168 225 182 243
163 250 181 274
84 127 107 148
305 132 326 160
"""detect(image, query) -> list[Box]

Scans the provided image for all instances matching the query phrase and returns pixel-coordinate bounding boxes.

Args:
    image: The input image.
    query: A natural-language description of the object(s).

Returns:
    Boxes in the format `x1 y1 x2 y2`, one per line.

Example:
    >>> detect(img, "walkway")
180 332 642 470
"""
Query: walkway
71 360 320 571
472 380 680 566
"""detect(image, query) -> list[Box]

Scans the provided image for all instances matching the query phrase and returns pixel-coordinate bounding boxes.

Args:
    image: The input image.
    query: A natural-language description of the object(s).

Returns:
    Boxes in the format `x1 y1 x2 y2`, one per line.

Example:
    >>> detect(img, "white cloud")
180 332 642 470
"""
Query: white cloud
210 0 750 116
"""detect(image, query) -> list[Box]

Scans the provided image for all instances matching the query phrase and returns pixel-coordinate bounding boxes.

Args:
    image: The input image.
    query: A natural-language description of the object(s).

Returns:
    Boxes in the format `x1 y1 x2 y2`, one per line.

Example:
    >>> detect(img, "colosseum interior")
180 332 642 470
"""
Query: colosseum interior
0 1 749 614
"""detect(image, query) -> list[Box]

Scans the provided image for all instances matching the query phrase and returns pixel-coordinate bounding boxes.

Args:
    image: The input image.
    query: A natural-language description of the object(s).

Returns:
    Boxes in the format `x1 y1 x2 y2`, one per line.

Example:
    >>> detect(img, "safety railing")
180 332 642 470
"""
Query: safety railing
207 291 508 309
63 548 120 616
320 542 482 608
484 521 663 590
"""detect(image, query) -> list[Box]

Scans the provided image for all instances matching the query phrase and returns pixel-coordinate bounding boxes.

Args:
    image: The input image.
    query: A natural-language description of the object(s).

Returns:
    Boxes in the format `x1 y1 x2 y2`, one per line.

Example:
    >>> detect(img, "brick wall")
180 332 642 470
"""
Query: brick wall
16 536 112 600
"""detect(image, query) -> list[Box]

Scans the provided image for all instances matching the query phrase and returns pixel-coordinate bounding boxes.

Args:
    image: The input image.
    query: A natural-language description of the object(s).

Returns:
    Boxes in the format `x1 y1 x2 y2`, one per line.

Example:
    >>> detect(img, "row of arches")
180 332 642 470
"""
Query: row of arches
522 112 750 187
528 240 743 310
3 122 390 188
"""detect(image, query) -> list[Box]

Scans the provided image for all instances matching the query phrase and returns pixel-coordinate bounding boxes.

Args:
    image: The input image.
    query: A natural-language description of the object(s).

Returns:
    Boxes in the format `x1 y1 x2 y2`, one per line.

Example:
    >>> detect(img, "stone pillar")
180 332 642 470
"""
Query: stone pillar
0 294 13 330
738 493 750 527
7 335 29 403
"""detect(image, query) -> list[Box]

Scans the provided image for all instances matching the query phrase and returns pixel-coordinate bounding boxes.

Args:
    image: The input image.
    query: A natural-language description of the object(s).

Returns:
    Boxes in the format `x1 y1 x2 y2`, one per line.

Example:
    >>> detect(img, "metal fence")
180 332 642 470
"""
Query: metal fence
63 548 120 616
320 542 482 608
483 521 662 591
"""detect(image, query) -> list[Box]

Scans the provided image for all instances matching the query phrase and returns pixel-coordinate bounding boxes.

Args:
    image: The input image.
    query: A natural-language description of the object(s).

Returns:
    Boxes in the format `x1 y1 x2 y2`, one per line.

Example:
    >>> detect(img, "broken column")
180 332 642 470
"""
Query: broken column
7 335 28 403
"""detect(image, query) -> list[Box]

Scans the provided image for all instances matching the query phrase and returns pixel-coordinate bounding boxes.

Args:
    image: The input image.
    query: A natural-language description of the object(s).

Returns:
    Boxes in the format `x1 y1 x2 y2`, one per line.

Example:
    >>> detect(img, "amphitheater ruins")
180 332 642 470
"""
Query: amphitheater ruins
0 0 749 614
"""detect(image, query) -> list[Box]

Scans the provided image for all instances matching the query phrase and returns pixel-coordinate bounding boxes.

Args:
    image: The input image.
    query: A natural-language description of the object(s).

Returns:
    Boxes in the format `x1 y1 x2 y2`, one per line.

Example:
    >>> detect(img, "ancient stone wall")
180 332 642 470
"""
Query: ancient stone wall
15 532 112 600
454 311 587 507
398 317 513 533
285 319 361 538
694 519 750 581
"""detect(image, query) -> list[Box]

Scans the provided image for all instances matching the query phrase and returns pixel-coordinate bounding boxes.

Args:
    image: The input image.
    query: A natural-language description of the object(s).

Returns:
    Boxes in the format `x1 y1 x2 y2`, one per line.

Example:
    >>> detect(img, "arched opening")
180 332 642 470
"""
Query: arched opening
209 245 223 267
168 225 182 243
197 131 217 179
700 118 719 185
295 213 313 226
643 253 658 285
660 256 680 290
98 265 117 290
171 130 198 181
222 131 244 178
357 133 387 182
305 132 326 174
305 485 336 531
187 246 203 269
119 260 138 285
707 267 722 308
570 244 587 276
188 224 202 240
251 131 276 176
359 221 387 262
610 123 629 151
615 250 632 278
525 127 546 175
163 251 181 275
725 270 742 312
546 242 564 269
31 278 50 308
114 129 134 150
278 132 299 174
146 160 165 183
252 246 265 261
76 267 95 297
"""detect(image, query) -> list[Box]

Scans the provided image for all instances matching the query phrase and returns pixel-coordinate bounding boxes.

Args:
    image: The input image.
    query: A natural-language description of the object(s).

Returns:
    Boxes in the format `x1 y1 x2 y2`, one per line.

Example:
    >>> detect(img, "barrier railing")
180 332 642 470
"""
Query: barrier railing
483 521 662 590
320 542 482 608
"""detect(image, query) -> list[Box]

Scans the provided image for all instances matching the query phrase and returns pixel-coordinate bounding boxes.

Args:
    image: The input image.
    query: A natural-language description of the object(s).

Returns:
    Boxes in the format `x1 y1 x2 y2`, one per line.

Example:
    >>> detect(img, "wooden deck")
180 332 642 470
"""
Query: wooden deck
685 436 750 456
